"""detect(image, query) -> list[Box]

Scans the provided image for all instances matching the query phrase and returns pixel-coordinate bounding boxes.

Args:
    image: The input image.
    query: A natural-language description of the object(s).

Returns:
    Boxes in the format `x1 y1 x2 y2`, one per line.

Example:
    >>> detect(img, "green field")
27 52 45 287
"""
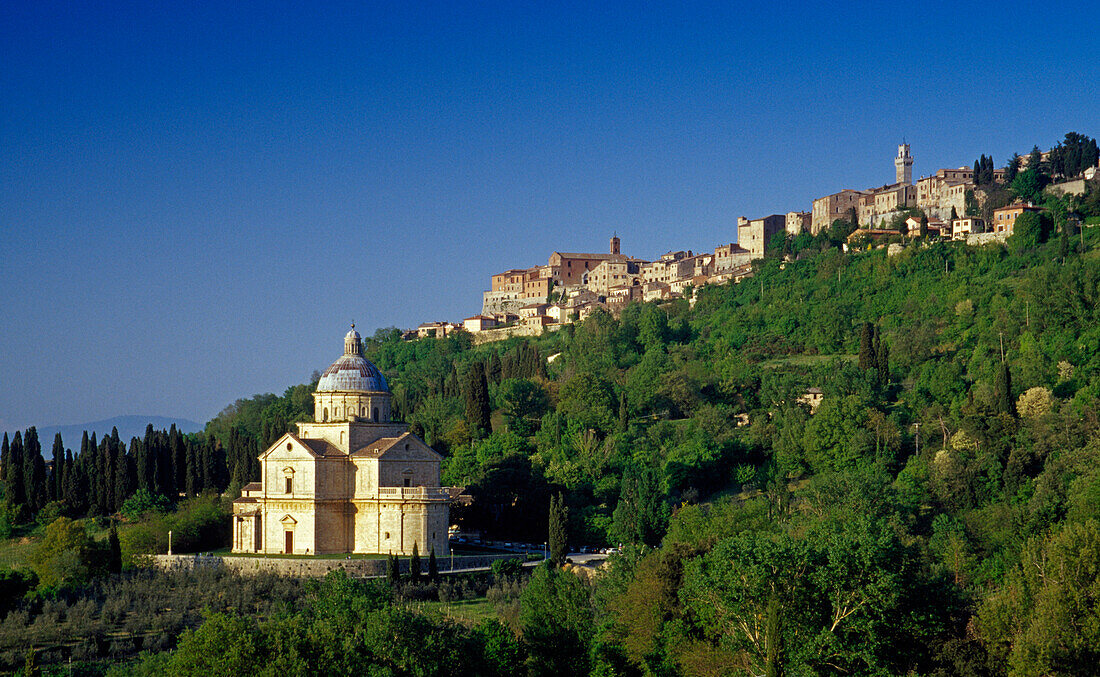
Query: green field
416 596 498 625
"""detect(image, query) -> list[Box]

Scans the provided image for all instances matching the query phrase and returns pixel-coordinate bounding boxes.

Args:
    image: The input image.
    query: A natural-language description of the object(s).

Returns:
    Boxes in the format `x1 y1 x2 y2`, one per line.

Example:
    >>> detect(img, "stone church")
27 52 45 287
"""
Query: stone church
231 327 462 556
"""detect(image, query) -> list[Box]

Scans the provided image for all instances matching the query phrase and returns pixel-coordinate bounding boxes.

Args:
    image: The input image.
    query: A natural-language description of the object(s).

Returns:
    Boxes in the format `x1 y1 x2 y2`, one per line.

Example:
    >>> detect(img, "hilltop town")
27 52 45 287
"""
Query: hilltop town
410 139 1099 343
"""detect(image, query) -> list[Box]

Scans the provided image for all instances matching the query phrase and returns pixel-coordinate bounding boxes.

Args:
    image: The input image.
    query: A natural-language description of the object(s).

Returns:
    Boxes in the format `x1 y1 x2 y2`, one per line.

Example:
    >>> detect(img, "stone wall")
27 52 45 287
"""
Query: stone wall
1045 179 1087 197
470 323 563 345
149 552 532 578
966 232 1008 246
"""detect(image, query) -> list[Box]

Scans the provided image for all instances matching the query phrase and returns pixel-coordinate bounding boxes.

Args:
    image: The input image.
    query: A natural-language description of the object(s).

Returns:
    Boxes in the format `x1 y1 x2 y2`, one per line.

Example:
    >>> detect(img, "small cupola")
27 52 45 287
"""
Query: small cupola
344 324 363 356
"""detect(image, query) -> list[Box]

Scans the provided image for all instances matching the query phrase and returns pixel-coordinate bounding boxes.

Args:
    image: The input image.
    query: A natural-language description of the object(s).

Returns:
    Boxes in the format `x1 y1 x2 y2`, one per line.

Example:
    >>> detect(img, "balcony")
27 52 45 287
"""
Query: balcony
374 486 452 500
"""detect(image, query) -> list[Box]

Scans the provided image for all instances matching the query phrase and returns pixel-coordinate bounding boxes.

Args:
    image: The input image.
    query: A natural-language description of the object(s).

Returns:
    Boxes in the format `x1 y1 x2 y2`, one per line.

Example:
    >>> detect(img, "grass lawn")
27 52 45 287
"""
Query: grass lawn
760 354 856 369
0 535 37 570
416 596 497 625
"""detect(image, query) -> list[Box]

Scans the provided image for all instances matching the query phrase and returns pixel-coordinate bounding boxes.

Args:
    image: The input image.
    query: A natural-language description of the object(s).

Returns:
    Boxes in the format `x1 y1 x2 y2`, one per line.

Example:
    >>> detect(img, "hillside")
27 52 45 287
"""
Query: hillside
4 203 1100 674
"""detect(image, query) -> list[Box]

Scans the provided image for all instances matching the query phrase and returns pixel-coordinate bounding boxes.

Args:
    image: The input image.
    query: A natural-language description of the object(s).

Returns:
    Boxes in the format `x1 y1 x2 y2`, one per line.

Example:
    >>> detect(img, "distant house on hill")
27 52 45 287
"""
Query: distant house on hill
462 315 498 332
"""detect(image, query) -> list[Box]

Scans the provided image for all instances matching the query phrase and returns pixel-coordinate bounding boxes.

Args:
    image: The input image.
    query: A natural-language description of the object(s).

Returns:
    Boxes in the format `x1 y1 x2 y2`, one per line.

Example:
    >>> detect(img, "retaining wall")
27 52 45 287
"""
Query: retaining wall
148 552 529 578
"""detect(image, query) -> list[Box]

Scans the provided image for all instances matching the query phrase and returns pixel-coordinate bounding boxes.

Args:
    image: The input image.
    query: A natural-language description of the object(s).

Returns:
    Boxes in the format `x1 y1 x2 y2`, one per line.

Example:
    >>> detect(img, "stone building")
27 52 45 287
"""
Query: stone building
232 328 462 556
786 211 811 235
643 251 694 284
714 243 752 271
991 203 1042 236
951 217 985 239
811 189 865 234
584 259 644 296
548 238 629 287
858 183 917 227
738 215 785 259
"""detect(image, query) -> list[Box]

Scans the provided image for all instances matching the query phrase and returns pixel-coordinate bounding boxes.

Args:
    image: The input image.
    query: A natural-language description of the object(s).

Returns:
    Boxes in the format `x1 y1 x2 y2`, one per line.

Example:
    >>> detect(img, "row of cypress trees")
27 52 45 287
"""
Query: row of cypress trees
1 424 233 522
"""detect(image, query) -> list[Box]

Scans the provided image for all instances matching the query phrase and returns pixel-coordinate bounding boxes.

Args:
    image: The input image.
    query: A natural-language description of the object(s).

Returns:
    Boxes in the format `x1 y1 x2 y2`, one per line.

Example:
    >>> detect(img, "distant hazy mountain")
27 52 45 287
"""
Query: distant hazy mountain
5 416 204 447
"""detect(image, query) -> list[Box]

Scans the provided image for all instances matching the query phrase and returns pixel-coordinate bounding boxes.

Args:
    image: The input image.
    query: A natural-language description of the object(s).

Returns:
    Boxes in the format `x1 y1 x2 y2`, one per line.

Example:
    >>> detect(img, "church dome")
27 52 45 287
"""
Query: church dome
316 326 389 393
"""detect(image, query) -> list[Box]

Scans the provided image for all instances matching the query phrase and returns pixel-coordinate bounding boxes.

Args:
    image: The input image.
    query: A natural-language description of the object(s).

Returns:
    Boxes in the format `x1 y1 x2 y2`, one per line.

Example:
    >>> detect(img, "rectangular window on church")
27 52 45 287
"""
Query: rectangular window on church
286 478 292 494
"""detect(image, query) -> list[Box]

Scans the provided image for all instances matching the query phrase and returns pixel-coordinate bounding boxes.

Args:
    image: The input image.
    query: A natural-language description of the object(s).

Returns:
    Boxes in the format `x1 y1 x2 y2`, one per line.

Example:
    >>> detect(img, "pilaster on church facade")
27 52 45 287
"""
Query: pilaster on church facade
231 327 463 557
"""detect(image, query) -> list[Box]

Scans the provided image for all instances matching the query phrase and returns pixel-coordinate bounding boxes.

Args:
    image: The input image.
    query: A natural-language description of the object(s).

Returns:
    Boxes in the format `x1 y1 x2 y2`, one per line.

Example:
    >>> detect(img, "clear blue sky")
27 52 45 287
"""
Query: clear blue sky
2 1 1097 433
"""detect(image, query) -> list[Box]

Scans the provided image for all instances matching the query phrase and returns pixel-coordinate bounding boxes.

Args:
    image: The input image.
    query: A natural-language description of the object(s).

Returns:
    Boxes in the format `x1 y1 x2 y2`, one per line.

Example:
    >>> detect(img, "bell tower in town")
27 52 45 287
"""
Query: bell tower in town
895 143 913 185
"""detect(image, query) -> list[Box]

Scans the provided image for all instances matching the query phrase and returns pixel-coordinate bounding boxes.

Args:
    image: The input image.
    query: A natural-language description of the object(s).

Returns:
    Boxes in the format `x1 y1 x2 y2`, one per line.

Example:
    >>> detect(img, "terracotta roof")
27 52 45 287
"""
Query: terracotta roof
552 252 623 260
351 432 409 458
300 438 344 457
242 482 261 492
233 497 258 504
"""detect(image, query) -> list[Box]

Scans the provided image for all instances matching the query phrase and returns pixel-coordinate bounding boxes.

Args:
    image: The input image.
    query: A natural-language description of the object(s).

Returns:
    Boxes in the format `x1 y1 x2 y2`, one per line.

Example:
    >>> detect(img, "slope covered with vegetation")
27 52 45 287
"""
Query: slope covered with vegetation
3 155 1100 675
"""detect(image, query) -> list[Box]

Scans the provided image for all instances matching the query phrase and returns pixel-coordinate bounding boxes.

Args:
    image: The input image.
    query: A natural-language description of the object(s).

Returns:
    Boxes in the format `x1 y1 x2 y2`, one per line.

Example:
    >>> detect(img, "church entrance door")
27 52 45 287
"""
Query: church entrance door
285 531 293 554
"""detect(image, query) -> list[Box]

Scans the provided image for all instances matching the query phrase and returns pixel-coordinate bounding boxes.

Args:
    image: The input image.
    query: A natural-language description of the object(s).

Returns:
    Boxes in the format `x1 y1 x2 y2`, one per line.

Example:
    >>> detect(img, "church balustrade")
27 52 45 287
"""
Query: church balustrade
374 486 451 500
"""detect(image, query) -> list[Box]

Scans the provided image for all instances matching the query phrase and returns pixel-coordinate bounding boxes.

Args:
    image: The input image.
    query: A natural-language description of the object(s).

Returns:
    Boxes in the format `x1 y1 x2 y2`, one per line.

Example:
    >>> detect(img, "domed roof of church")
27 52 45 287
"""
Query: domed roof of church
316 326 389 393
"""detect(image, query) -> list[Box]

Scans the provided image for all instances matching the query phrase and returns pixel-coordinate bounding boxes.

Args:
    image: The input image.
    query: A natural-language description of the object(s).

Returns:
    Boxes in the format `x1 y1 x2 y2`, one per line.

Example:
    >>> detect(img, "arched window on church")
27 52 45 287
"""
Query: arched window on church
323 408 328 422
373 407 379 422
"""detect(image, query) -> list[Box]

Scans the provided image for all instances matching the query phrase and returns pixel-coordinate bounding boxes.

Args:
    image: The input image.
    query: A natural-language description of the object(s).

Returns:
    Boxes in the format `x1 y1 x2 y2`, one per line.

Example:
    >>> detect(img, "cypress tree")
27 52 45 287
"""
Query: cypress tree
919 215 929 239
410 541 421 582
7 432 26 509
87 432 103 515
107 526 122 574
50 434 64 503
140 425 155 494
1 432 8 486
101 434 116 515
23 428 46 513
215 441 230 492
858 323 876 371
201 441 217 493
465 364 492 437
950 206 959 221
114 440 137 511
387 553 400 585
994 362 1014 415
62 449 77 511
875 334 889 387
487 351 502 384
29 452 47 515
186 441 201 496
428 547 439 582
548 492 568 567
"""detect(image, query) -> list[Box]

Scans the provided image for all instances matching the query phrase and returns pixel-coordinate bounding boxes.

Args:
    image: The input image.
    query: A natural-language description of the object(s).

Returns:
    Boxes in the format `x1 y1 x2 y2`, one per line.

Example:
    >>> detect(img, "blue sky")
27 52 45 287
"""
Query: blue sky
1 1 1097 433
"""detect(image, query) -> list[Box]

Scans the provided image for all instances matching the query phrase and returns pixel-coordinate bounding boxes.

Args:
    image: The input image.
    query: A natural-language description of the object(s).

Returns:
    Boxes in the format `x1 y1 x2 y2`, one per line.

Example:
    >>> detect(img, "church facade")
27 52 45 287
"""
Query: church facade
231 328 462 556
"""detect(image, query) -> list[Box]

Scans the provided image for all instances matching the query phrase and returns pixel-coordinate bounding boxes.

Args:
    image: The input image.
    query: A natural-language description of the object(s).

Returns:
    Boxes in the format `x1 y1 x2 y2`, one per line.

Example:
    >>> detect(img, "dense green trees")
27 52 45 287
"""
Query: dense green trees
0 421 238 530
519 562 593 676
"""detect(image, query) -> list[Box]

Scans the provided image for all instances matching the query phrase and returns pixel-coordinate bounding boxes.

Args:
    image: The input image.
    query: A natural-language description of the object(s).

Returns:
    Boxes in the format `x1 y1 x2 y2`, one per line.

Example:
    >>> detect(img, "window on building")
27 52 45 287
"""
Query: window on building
286 477 292 494
373 407 379 421
404 478 411 487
